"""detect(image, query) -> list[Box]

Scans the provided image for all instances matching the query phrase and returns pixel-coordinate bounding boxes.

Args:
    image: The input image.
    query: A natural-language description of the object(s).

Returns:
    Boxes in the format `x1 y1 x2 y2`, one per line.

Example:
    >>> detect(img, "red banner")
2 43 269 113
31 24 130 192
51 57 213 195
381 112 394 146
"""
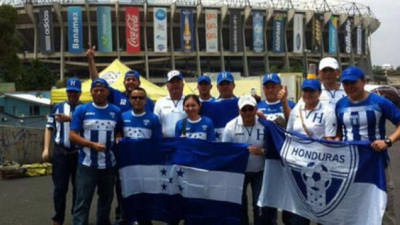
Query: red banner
125 7 140 52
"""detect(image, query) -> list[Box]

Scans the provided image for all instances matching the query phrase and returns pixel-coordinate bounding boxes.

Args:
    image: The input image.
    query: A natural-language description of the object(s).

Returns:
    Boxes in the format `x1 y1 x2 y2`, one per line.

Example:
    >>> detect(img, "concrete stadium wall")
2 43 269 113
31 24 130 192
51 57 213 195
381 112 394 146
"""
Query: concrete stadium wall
0 125 44 164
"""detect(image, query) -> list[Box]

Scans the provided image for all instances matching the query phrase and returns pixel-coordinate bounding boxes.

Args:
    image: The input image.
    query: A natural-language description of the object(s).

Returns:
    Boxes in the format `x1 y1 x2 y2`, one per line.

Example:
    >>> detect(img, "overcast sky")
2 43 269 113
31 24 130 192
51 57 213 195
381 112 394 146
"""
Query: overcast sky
358 0 400 67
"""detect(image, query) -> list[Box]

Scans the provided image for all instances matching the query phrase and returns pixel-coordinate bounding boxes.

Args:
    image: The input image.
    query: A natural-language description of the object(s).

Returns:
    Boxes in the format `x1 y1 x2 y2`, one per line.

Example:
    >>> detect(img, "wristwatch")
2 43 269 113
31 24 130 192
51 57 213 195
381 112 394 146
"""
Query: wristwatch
384 138 392 147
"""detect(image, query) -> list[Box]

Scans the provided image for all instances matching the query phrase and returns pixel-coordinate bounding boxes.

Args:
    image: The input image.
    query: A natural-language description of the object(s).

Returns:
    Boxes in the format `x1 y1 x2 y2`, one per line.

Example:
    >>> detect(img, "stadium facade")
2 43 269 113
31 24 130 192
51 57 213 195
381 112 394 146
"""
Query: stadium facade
2 0 380 81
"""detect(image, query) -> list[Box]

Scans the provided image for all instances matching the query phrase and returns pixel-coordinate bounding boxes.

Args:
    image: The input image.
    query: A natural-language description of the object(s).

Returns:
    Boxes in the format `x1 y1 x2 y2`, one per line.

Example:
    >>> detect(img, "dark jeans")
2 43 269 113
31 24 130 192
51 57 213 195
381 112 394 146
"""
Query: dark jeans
242 171 277 225
73 164 116 225
51 145 78 224
282 211 310 225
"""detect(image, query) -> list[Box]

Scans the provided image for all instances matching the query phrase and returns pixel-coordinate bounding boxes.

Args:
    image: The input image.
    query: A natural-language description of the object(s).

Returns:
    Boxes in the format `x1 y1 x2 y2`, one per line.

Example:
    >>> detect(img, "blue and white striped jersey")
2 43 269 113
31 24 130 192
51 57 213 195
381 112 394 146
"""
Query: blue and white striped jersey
175 116 215 141
108 87 154 113
336 93 400 141
120 110 162 140
70 102 121 169
46 101 81 149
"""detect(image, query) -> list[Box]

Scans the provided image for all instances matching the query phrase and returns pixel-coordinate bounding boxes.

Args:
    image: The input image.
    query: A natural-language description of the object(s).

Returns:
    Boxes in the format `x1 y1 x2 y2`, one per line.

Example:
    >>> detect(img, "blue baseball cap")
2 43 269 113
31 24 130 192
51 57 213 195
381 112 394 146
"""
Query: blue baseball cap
262 73 281 84
301 79 321 91
66 78 81 92
340 66 365 82
216 71 234 85
167 70 183 82
197 75 211 84
91 78 109 89
125 70 140 80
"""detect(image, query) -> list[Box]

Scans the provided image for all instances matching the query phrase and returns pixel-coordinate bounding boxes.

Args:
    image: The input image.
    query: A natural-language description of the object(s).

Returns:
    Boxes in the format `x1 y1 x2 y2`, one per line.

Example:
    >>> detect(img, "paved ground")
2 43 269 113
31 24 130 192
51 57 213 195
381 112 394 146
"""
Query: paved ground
1 124 400 225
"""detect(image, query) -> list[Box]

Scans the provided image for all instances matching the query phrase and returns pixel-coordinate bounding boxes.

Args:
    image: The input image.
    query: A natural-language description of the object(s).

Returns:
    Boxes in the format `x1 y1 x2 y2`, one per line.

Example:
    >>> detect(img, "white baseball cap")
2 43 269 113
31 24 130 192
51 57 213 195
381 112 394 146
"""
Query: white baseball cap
238 95 257 110
167 70 183 82
319 57 339 70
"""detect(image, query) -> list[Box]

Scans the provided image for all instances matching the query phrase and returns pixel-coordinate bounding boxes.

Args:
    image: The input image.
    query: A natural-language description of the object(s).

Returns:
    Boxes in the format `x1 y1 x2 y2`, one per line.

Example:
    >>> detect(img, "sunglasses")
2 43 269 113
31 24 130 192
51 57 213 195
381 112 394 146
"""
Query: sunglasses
241 106 255 112
130 96 145 100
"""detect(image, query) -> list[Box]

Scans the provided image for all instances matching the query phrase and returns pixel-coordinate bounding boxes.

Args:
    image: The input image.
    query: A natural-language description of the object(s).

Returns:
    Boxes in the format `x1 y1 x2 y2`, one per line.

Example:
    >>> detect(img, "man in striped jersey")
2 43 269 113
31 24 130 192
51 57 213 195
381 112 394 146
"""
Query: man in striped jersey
70 78 121 225
42 78 82 225
336 66 400 225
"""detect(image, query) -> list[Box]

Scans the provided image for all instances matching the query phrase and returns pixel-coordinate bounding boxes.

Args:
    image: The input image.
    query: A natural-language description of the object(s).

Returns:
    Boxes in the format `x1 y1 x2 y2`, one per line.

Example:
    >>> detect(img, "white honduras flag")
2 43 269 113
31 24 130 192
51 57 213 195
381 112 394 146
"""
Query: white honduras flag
257 120 387 225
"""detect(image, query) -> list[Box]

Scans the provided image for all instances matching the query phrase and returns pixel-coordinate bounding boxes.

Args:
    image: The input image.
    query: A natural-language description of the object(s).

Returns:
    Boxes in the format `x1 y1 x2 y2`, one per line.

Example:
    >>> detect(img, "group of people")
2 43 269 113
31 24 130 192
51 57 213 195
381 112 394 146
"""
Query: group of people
42 49 400 225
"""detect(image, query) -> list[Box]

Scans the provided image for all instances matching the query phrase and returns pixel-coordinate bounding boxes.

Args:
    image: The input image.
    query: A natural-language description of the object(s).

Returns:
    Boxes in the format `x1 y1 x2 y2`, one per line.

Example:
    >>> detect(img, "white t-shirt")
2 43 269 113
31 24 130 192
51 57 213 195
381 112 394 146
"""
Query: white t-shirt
154 95 186 137
319 83 346 106
222 116 265 172
287 101 337 139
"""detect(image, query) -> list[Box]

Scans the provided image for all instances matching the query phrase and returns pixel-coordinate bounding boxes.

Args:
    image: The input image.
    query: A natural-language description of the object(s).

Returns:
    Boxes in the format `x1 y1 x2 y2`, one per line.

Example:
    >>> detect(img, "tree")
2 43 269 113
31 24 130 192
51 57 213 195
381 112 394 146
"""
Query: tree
0 5 22 83
17 59 56 90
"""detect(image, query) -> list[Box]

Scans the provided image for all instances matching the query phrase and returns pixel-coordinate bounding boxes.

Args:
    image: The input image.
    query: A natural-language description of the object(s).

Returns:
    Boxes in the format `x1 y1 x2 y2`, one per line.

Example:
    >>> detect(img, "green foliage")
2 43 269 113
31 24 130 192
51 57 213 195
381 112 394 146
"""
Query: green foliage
0 5 22 83
17 59 56 91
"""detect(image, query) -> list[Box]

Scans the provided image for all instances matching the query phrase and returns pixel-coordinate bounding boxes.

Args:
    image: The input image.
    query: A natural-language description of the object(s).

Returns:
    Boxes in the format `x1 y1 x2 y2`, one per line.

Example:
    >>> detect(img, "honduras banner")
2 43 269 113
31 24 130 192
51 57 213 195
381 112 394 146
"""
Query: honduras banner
272 13 285 53
328 16 338 54
116 138 249 225
252 11 264 53
200 98 239 142
67 6 83 53
180 8 195 52
154 7 168 52
38 7 54 54
293 13 303 53
257 121 387 225
97 6 113 52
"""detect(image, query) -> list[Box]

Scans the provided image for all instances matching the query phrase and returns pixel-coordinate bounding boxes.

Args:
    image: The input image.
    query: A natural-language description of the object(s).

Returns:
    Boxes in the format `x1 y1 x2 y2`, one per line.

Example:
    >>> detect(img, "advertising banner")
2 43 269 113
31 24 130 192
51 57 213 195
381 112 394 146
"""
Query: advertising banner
38 7 54 54
293 13 303 53
97 6 113 52
67 6 83 53
342 19 352 54
328 16 338 54
125 7 141 52
356 24 362 55
180 8 194 52
252 11 264 53
312 17 322 52
153 7 168 52
272 13 285 53
205 9 218 52
229 9 243 52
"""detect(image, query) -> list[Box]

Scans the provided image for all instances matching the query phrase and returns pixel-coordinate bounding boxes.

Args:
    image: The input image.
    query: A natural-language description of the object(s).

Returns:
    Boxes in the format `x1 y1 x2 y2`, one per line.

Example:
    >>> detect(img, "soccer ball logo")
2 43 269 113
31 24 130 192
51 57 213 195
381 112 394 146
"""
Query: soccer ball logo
301 162 332 211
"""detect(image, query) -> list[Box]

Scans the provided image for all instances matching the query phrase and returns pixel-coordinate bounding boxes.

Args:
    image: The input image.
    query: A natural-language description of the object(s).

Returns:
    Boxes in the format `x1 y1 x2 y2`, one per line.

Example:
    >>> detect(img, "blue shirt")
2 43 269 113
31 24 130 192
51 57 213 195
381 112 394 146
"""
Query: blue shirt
200 97 215 103
70 102 121 169
46 101 81 149
336 93 400 142
120 110 162 140
108 87 154 113
257 100 295 121
175 116 215 141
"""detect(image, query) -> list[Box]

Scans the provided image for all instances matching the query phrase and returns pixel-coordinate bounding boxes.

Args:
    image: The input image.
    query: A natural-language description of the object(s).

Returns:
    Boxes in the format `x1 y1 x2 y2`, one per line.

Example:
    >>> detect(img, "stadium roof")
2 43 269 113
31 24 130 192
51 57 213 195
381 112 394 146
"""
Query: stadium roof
0 0 376 18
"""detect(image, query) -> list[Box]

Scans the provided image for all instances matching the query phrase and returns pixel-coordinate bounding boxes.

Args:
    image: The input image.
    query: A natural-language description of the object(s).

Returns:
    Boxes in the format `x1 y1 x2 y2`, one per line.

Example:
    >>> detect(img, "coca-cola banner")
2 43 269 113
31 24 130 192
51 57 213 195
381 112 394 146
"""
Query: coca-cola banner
180 8 194 52
125 7 140 52
205 9 218 52
38 7 54 54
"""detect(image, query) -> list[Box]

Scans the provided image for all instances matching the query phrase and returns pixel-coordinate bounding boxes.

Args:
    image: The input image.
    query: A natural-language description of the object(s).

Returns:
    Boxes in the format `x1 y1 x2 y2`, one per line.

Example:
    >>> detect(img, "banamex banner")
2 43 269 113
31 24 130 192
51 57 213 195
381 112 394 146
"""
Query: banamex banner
67 6 83 53
229 9 243 52
293 13 303 53
125 7 140 52
272 13 285 53
38 7 54 54
343 19 352 54
252 11 264 53
356 24 362 55
328 16 338 54
154 7 167 52
180 8 194 52
205 9 218 52
97 6 113 52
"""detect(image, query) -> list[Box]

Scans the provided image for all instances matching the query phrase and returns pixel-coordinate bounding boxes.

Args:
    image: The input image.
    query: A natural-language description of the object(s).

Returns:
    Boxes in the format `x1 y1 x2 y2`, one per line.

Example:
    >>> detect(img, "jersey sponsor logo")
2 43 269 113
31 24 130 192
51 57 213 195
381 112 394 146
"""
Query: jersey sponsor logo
85 112 95 116
124 120 131 123
120 99 127 105
282 136 358 217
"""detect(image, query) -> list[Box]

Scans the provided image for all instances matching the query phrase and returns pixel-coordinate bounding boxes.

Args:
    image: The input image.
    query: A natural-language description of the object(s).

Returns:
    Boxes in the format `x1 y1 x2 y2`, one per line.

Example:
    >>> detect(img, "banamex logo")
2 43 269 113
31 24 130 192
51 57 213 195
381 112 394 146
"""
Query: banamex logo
155 9 166 20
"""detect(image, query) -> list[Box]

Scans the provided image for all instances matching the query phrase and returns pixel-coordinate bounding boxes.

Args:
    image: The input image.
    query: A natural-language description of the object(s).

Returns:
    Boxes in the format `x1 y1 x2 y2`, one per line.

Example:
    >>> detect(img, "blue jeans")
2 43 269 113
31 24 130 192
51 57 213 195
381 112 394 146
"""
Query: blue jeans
241 171 277 225
51 145 78 224
73 164 116 225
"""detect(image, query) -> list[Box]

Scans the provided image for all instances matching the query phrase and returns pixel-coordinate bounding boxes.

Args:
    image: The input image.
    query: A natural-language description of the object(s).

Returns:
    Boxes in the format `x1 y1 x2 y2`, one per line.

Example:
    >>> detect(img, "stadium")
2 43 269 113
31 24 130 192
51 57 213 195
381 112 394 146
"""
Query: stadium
2 0 380 82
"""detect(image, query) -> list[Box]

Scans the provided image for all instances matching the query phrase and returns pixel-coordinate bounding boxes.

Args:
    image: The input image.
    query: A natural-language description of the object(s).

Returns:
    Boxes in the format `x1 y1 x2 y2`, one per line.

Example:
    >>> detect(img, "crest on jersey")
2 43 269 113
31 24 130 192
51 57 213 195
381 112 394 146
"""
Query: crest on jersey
281 135 359 217
202 125 208 131
143 119 150 126
109 112 116 118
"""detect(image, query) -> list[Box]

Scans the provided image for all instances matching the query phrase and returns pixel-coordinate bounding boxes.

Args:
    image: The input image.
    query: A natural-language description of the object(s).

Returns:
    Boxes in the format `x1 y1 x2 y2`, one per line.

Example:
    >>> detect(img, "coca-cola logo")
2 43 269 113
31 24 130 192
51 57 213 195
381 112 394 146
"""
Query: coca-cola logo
126 14 140 48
